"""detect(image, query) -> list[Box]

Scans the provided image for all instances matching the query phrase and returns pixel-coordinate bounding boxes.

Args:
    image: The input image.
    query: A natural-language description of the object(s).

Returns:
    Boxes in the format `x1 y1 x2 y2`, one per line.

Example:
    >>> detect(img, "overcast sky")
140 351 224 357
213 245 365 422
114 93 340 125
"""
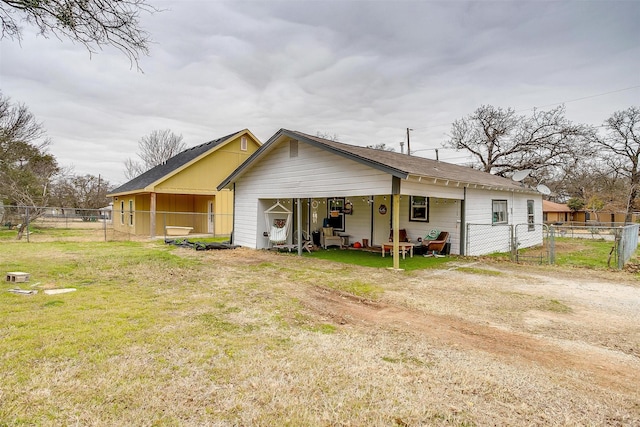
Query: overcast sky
1 0 638 186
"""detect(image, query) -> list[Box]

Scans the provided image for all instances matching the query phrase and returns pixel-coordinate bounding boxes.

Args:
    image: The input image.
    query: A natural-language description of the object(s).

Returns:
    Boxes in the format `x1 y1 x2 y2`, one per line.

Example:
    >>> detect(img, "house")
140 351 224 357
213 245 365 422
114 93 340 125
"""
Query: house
218 129 544 264
108 129 261 238
542 200 580 224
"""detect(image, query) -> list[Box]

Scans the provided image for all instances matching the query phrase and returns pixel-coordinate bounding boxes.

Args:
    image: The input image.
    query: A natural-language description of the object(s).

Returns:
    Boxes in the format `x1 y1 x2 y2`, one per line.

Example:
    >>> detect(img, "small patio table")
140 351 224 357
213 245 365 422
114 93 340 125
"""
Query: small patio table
381 242 414 259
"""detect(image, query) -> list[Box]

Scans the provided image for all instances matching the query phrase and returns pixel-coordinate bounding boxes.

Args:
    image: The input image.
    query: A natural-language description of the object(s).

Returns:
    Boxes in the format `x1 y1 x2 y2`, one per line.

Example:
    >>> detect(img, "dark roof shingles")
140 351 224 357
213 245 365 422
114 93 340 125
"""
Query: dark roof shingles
109 131 238 194
290 131 527 191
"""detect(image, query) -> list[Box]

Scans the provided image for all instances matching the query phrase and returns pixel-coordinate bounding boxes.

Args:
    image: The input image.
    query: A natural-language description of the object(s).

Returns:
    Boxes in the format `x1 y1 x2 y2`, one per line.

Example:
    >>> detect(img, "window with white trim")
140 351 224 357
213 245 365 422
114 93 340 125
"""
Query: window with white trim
527 200 535 230
128 200 134 226
492 200 508 224
409 196 429 222
241 136 247 151
120 201 125 225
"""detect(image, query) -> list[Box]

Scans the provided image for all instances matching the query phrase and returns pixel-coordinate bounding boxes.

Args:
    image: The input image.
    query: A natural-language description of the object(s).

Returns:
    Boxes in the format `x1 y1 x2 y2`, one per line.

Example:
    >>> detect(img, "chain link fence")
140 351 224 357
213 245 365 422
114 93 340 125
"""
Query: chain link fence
467 222 639 269
0 206 232 243
551 224 639 269
465 223 513 256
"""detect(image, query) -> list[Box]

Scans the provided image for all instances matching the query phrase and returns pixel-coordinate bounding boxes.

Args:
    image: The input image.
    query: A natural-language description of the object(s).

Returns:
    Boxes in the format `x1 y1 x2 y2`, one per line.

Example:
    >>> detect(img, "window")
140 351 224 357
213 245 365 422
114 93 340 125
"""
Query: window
527 200 535 231
327 198 345 231
492 200 508 224
240 136 248 151
409 196 429 222
120 201 125 225
128 200 134 226
290 139 298 158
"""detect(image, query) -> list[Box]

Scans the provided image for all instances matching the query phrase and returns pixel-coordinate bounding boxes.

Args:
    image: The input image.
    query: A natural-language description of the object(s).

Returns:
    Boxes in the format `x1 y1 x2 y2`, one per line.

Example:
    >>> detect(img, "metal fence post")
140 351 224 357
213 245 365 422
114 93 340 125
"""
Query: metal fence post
510 225 515 261
549 225 555 265
26 206 30 243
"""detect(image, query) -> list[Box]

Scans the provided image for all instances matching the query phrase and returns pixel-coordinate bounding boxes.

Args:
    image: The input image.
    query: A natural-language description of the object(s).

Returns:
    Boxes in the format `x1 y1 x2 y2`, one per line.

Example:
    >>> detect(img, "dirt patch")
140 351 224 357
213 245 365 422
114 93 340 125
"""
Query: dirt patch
301 285 638 395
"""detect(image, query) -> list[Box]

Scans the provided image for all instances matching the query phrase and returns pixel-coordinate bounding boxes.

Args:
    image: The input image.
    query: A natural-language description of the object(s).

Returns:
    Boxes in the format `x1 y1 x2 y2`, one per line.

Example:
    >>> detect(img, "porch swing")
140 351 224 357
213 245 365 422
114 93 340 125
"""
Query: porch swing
264 200 292 247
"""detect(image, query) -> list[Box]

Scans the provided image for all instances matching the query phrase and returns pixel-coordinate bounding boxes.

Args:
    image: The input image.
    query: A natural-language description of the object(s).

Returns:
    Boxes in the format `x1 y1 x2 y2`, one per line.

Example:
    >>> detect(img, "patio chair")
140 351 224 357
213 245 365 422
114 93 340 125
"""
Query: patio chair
422 231 449 257
322 227 343 249
389 229 410 242
296 230 314 253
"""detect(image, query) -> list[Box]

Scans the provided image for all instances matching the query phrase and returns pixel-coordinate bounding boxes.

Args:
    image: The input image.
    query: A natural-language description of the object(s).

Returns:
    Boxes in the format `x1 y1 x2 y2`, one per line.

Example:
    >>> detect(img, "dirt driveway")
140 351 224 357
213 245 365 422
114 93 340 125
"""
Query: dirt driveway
200 248 640 424
284 255 640 423
301 263 640 392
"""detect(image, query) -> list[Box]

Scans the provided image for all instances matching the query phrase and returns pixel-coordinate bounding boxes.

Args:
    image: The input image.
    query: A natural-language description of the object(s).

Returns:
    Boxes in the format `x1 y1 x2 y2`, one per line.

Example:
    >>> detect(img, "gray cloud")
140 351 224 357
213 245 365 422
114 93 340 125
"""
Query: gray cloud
0 0 638 185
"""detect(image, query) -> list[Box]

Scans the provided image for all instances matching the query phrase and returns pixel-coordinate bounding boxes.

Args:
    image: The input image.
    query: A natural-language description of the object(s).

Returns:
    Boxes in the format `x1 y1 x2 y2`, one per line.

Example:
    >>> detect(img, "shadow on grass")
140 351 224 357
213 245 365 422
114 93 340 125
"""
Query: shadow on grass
302 248 453 271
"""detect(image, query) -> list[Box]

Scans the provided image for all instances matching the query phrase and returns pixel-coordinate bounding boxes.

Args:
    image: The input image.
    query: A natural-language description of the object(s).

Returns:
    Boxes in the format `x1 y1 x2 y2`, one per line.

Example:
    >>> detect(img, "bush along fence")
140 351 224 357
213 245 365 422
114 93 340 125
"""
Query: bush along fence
466 222 640 270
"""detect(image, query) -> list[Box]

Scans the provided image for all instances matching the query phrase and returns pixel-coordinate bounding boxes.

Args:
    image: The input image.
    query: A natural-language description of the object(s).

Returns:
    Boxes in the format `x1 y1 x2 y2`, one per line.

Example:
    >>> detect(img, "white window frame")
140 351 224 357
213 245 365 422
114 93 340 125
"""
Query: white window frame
527 200 535 231
128 200 134 226
120 201 125 225
409 196 429 222
240 136 248 151
492 200 508 224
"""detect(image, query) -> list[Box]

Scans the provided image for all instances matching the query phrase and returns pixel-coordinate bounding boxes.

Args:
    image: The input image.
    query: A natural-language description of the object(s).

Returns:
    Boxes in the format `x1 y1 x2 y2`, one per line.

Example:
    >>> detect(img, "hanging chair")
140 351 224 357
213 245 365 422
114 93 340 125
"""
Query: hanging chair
264 200 292 246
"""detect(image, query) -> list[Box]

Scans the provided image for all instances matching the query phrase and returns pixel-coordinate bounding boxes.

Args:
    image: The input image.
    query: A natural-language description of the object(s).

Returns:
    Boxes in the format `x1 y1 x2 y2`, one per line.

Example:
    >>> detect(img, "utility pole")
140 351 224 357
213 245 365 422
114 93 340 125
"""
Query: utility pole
406 128 413 156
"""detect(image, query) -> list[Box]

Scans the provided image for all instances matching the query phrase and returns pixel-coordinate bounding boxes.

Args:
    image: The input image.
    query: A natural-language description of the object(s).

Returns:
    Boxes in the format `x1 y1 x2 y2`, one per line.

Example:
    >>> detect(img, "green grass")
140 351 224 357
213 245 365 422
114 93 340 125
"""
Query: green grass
1 237 637 425
491 237 637 270
302 248 453 271
455 267 503 276
542 298 572 313
552 237 619 268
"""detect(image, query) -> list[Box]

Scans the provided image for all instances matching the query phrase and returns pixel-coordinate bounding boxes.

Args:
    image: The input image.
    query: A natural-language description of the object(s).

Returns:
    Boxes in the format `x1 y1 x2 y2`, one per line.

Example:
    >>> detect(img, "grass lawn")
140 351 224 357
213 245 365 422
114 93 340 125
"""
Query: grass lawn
1 236 639 425
303 247 452 271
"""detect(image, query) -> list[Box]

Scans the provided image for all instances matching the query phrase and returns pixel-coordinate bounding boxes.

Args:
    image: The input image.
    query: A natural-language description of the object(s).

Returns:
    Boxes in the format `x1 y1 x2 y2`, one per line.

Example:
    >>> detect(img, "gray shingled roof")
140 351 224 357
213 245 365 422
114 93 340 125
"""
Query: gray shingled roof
109 131 240 195
218 129 534 193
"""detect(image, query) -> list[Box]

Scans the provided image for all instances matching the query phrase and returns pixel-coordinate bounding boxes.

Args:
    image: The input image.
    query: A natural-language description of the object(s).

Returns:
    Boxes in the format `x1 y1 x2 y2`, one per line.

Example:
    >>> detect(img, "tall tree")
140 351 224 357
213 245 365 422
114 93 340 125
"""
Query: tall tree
50 173 111 210
124 129 186 179
596 106 640 222
445 105 594 182
0 0 157 68
0 92 59 238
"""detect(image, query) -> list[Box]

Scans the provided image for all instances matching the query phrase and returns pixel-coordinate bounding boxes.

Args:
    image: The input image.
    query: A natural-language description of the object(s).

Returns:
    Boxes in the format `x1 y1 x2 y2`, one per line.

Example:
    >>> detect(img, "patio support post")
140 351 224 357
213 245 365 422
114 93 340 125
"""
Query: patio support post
150 192 156 239
297 198 302 256
392 177 401 270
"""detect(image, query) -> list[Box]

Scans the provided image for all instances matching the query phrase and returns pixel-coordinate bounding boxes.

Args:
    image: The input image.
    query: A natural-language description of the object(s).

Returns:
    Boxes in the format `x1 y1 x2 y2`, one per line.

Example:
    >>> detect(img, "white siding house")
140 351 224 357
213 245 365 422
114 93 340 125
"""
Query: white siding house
218 129 543 257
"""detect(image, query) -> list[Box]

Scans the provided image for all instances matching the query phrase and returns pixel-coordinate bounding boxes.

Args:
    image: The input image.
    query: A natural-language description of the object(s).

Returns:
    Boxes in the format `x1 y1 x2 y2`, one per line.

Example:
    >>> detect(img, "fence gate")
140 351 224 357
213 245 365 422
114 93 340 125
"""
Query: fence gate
514 223 550 264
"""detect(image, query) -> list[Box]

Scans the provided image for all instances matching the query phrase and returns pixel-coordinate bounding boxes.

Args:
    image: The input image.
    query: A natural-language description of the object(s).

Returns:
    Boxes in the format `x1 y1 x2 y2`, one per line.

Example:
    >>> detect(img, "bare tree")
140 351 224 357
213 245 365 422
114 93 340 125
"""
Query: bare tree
0 0 158 68
316 131 339 141
366 143 395 152
445 105 594 181
596 106 640 222
124 129 186 179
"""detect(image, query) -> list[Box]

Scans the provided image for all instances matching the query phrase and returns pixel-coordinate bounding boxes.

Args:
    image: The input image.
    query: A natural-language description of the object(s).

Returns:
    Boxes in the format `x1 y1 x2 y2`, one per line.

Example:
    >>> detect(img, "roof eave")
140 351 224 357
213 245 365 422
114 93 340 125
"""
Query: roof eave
405 174 540 194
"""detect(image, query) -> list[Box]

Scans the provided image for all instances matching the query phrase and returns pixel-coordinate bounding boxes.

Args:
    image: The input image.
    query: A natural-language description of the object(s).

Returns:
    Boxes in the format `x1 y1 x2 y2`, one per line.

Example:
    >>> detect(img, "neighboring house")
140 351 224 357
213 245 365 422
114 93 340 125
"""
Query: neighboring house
108 129 261 238
542 200 579 224
542 200 639 225
218 129 544 259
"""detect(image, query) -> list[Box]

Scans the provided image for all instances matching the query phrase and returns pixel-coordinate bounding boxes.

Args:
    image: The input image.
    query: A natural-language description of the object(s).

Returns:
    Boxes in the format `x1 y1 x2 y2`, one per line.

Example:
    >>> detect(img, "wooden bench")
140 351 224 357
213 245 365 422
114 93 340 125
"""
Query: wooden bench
165 226 194 236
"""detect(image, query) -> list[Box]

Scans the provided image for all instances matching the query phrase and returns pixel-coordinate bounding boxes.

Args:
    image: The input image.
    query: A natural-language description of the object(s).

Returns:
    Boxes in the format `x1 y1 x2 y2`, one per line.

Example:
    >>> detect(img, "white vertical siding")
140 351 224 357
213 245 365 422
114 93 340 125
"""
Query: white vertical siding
231 138 542 254
239 142 393 198
464 188 543 255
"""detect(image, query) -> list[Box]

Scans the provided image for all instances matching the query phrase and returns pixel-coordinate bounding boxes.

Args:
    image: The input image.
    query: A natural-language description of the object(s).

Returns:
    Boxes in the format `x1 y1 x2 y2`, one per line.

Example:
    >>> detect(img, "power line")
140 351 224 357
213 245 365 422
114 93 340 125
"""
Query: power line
410 85 640 131
515 85 640 113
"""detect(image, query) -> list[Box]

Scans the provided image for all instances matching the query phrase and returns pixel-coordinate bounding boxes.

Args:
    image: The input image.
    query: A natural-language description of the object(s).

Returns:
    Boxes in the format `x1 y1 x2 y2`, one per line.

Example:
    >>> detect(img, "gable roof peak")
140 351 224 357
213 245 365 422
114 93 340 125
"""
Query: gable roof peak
108 129 252 196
